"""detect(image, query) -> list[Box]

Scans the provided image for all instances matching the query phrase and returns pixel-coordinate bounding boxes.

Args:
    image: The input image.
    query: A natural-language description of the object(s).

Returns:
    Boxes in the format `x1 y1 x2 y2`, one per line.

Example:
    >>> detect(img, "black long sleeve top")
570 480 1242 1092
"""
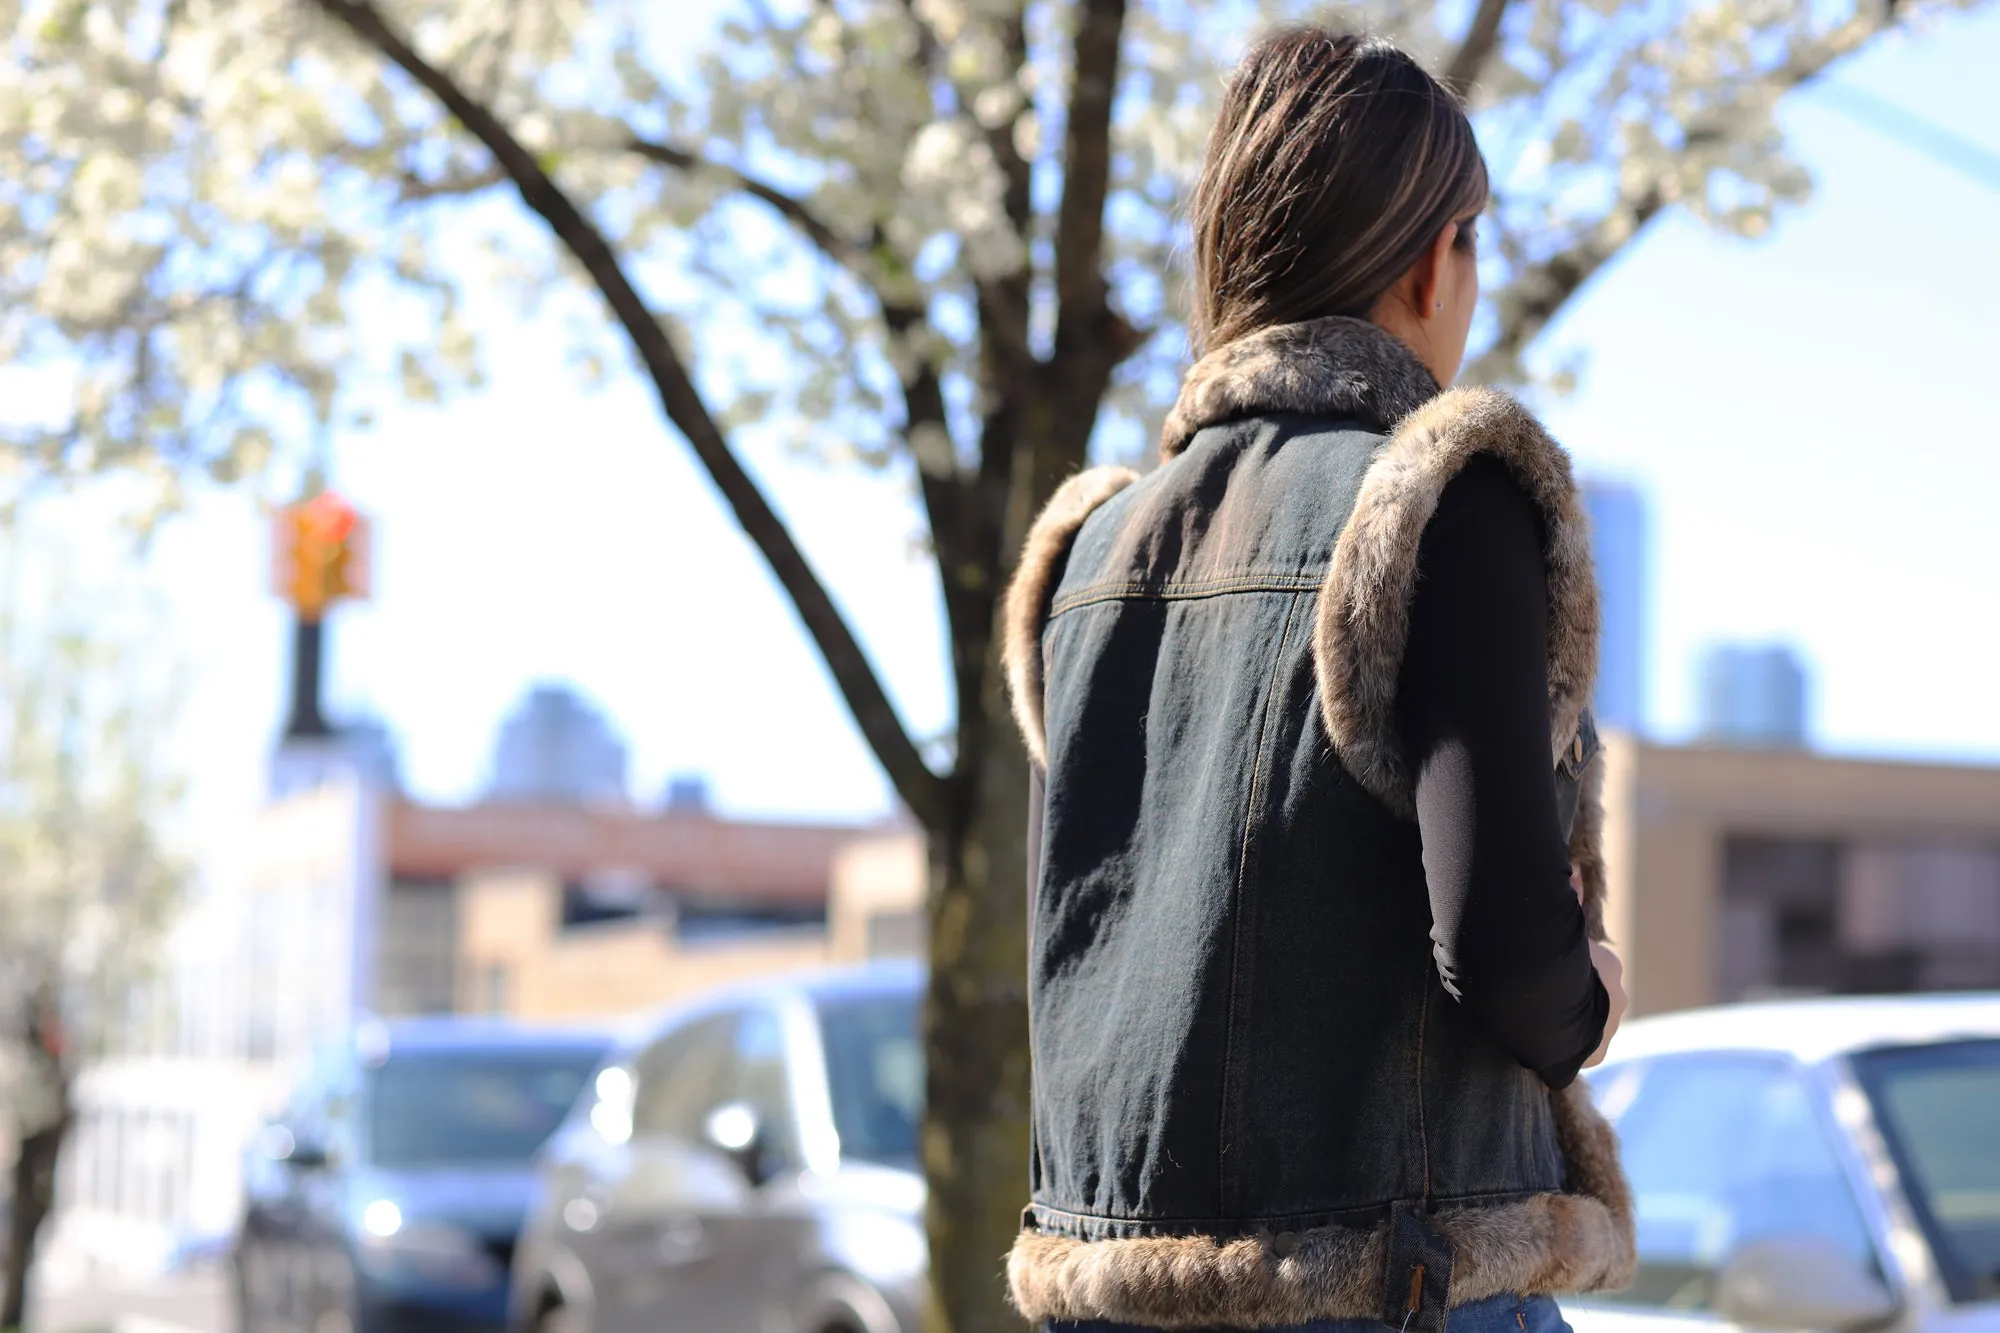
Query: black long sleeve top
1394 454 1610 1088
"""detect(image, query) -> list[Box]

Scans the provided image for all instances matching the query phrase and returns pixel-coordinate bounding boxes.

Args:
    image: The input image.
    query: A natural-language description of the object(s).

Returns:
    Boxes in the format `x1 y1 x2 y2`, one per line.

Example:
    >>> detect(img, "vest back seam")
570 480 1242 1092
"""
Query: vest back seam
1217 588 1307 1216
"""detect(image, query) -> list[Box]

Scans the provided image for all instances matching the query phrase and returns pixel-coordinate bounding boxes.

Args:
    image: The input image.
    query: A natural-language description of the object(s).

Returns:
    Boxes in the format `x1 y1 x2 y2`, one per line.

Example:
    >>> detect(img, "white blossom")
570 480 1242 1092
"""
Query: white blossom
0 0 1980 495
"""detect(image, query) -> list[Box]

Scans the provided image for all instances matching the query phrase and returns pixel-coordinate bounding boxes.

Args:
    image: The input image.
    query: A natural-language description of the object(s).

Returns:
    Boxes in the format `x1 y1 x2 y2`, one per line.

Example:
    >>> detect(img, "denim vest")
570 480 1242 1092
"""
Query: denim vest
1001 319 1634 1331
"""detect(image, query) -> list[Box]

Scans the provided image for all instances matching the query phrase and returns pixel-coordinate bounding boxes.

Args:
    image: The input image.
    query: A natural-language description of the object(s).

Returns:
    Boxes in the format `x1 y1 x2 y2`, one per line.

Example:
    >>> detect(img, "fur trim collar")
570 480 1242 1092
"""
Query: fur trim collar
1159 316 1440 460
1004 466 1141 768
1008 1085 1636 1327
1316 386 1600 819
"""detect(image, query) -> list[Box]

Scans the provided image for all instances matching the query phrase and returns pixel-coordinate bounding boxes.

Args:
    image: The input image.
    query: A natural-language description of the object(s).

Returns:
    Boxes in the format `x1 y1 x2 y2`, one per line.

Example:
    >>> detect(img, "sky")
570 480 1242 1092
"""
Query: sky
17 3 2000 868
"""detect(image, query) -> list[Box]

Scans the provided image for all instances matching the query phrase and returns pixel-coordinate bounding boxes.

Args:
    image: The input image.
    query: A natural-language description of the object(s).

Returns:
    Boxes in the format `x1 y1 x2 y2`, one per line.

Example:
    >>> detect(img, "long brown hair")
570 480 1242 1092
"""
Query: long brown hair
1187 27 1490 356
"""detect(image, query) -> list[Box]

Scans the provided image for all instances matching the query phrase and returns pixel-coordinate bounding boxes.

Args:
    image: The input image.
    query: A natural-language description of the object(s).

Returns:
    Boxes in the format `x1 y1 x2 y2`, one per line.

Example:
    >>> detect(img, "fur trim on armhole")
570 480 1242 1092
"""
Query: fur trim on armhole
1002 467 1140 768
1314 387 1600 817
1572 750 1610 943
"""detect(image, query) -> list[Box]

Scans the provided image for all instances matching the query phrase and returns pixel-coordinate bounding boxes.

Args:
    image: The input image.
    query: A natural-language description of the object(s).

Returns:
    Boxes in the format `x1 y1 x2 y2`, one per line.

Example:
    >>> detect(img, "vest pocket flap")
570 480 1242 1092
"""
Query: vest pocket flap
1553 710 1601 841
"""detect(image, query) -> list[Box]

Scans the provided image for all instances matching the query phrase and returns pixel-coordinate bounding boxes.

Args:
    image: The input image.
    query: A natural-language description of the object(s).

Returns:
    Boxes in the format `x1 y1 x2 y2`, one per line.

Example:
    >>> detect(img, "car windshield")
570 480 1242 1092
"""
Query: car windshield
365 1047 604 1169
1852 1039 2000 1304
818 992 922 1170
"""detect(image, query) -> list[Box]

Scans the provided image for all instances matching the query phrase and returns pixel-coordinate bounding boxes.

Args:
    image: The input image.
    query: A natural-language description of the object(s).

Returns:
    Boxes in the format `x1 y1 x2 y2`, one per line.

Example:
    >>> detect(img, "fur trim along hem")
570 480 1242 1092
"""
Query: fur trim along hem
1008 1088 1635 1329
1003 466 1140 768
1316 386 1600 818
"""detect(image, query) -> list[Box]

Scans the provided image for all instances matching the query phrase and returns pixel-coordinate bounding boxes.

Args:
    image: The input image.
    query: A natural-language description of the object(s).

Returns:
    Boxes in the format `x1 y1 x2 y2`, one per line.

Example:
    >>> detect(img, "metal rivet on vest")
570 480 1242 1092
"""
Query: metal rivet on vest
1571 733 1584 763
1271 1231 1299 1258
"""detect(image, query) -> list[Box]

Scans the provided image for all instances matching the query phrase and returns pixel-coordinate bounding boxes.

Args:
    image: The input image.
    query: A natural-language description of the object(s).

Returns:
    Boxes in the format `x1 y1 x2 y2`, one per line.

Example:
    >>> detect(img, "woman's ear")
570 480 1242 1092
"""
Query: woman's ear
1415 222 1458 321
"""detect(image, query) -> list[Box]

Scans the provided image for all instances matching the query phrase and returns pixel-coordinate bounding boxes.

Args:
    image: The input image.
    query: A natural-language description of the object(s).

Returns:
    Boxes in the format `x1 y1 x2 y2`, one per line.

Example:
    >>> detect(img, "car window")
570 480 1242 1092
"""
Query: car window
817 992 921 1169
363 1049 605 1168
1587 1053 1879 1311
725 1005 795 1159
1851 1039 2000 1304
632 1013 738 1142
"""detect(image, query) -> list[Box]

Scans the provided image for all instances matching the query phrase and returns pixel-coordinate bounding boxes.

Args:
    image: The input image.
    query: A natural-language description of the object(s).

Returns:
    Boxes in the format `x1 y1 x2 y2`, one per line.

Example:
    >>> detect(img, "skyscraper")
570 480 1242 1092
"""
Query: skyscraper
661 772 713 813
488 683 630 804
1581 479 1647 734
1697 644 1811 749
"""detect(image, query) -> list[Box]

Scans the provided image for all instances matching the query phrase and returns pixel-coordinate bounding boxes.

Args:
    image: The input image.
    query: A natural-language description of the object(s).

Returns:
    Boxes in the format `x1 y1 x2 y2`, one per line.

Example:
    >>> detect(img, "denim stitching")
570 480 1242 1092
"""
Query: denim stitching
1050 572 1325 616
1416 970 1432 1203
1024 1185 1554 1238
1060 568 1326 596
1216 590 1306 1215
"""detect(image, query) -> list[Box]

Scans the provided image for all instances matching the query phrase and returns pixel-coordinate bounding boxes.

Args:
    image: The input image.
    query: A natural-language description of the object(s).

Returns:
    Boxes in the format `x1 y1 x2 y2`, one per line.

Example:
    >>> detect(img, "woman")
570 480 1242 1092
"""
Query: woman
1000 27 1636 1333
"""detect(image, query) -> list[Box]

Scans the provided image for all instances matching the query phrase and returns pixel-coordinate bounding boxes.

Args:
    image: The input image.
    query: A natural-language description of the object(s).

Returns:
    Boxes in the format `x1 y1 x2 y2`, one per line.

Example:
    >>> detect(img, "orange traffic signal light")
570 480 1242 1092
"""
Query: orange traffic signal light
273 492 370 620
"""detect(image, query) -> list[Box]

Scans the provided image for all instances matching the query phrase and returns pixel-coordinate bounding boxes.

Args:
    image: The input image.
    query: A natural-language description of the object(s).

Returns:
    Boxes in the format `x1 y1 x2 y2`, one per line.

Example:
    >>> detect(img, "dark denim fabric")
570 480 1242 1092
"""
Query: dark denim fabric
1044 1292 1575 1333
1028 413 1566 1244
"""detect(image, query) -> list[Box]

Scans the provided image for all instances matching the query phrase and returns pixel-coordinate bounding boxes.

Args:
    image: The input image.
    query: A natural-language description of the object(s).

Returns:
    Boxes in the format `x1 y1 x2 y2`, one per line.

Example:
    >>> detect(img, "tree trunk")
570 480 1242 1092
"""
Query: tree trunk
921 667 1035 1333
3 1115 68 1330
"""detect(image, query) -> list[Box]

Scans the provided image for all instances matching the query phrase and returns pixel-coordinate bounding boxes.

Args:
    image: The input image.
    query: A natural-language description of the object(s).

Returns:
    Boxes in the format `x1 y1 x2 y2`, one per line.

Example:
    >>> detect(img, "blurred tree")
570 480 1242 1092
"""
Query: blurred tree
0 0 1980 1325
0 563 185 1328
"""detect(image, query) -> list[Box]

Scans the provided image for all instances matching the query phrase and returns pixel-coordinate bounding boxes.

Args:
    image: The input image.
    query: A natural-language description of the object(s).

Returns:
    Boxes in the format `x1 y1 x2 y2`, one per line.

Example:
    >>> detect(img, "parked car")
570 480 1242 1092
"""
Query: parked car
510 961 925 1333
1569 992 1999 1333
234 1017 615 1333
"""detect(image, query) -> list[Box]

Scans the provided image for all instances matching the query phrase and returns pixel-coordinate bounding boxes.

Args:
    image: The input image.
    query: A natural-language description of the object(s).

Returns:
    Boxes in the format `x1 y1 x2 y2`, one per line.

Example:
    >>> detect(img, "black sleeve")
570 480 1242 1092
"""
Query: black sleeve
1394 454 1608 1088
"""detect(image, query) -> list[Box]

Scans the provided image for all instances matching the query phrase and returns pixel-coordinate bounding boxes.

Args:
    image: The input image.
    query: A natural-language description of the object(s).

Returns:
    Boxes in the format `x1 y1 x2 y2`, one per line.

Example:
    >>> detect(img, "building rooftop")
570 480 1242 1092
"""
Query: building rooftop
385 798 874 904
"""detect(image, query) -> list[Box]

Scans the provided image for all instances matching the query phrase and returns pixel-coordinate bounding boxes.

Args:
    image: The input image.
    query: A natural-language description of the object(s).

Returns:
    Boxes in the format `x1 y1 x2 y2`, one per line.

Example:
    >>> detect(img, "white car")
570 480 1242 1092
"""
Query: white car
1570 993 1999 1333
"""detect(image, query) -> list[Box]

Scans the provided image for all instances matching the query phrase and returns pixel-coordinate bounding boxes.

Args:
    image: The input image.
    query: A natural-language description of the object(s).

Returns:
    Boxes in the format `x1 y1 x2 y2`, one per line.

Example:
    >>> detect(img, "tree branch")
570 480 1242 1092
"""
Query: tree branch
1050 0 1127 353
883 304 995 810
897 0 1034 236
310 0 948 830
396 163 505 202
1477 4 1913 381
1471 188 1662 383
626 138 866 271
941 0 1037 383
877 0 1030 789
977 6 1037 375
630 24 993 752
1442 0 1512 96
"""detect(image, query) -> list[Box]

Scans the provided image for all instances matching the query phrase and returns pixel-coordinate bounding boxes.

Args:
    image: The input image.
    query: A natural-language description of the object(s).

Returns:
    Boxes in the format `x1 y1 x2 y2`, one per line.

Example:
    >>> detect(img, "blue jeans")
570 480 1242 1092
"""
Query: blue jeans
1046 1292 1574 1333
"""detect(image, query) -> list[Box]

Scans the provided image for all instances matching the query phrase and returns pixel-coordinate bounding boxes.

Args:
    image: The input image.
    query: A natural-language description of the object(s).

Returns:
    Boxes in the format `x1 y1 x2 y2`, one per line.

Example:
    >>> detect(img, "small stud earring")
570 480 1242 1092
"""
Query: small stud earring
1434 301 1443 311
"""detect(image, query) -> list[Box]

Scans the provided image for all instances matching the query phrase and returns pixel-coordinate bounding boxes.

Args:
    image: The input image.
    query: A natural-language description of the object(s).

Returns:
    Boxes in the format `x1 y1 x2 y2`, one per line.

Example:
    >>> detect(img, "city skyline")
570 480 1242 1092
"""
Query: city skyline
487 681 631 806
1698 643 1813 749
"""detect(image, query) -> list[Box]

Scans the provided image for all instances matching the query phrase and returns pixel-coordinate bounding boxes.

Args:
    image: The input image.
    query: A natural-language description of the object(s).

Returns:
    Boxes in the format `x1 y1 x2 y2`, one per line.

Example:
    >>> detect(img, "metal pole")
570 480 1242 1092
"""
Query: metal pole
284 617 331 740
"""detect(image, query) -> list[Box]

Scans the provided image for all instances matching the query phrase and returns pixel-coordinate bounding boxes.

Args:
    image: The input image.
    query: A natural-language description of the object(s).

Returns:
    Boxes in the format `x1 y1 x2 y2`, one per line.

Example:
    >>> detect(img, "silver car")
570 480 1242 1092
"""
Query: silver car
1571 992 1999 1333
509 962 926 1333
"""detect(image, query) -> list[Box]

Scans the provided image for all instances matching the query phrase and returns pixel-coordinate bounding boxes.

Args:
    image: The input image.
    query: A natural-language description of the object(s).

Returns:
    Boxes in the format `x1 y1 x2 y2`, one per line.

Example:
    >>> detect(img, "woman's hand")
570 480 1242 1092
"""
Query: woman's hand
1581 940 1627 1069
1571 867 1627 1068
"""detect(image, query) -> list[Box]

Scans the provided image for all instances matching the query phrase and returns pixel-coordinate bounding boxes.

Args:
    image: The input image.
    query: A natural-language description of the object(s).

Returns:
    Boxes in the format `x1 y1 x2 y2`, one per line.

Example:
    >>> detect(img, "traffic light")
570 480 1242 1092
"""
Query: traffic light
273 491 370 620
